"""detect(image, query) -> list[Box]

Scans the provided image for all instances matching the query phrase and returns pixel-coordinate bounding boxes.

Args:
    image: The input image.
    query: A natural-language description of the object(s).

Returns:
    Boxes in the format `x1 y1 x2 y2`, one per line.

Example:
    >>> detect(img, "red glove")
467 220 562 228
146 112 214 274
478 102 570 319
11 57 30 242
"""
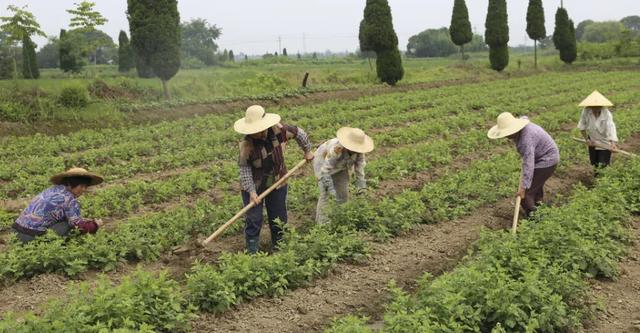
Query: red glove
76 220 99 234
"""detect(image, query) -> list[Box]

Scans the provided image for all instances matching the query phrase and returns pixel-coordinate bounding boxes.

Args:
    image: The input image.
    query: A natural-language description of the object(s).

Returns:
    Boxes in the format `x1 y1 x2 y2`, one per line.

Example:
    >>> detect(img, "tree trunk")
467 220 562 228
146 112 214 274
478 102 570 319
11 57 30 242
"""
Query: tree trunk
162 79 171 100
12 48 18 80
461 45 466 63
534 40 538 69
367 56 373 72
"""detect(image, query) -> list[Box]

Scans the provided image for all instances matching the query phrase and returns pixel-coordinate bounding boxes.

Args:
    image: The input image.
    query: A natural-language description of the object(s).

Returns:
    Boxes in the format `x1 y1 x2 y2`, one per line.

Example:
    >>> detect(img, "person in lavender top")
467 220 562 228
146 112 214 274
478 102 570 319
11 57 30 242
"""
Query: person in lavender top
488 112 560 217
12 168 104 244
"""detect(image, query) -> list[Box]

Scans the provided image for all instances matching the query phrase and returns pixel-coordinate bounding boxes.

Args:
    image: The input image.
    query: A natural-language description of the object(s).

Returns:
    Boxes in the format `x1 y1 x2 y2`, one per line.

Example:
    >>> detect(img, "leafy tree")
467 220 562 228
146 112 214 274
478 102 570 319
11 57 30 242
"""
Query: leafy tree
582 21 625 43
359 0 403 85
449 0 472 61
59 29 86 72
228 49 234 62
222 49 228 61
485 0 509 71
128 0 181 99
408 27 485 58
621 15 640 32
66 1 108 65
0 5 45 79
376 48 403 86
37 37 59 68
575 20 594 41
0 46 13 79
21 35 38 79
553 7 577 64
180 18 221 66
526 0 546 68
118 30 134 72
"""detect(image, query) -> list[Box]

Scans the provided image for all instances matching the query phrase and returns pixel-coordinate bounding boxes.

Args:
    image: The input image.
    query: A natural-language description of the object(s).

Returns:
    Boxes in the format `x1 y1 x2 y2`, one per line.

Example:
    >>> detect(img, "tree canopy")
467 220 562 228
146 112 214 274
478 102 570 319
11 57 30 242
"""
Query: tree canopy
181 18 221 66
408 27 485 58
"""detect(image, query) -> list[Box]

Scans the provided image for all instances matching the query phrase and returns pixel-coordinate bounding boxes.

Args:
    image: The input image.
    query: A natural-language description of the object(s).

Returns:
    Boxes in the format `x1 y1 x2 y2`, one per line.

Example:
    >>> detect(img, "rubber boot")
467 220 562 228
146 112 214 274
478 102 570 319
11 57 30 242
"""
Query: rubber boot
270 232 283 253
246 237 260 254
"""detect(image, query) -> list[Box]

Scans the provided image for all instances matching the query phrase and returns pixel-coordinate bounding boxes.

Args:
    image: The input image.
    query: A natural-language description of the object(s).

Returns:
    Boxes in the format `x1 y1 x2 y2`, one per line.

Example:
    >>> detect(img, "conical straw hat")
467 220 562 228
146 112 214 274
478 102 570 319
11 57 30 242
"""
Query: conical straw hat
487 112 530 139
50 167 104 186
579 90 613 107
337 127 374 153
233 105 281 135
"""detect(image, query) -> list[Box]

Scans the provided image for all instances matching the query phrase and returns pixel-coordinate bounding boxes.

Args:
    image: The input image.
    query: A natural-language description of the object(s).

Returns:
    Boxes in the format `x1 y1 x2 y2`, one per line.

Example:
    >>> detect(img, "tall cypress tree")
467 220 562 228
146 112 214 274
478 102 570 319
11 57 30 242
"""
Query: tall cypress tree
127 0 154 78
21 35 39 79
359 0 403 85
228 50 235 62
128 0 181 98
485 0 509 71
118 30 134 72
553 7 576 64
450 0 472 61
526 0 546 68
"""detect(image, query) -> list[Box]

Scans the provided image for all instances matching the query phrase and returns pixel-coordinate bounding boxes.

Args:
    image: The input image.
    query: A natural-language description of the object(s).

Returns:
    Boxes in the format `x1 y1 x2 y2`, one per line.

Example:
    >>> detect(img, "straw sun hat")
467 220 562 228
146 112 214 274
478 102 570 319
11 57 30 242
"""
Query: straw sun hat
579 90 613 108
487 112 530 139
337 127 374 153
233 105 281 135
50 167 104 186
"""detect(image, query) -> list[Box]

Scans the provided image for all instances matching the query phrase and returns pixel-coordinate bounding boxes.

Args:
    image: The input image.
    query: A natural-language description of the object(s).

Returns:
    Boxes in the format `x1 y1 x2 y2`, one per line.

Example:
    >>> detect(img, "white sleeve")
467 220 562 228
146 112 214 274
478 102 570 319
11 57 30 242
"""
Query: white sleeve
577 109 588 131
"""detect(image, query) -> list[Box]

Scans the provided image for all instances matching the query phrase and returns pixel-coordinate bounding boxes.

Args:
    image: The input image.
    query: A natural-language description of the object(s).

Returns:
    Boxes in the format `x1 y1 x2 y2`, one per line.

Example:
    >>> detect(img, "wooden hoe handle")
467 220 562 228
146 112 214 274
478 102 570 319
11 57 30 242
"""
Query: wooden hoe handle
512 196 522 235
571 137 637 157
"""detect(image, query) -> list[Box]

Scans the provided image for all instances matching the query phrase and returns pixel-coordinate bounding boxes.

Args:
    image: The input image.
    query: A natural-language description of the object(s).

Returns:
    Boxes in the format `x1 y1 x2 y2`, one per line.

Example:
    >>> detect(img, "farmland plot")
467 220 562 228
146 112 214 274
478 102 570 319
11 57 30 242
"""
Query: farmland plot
1 70 639 332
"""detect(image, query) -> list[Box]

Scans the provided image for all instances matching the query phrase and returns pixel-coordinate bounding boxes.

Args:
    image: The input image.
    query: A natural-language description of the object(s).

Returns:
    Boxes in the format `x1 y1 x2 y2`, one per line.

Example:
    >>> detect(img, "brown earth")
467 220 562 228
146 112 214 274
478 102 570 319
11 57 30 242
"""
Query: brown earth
587 218 640 333
188 164 592 333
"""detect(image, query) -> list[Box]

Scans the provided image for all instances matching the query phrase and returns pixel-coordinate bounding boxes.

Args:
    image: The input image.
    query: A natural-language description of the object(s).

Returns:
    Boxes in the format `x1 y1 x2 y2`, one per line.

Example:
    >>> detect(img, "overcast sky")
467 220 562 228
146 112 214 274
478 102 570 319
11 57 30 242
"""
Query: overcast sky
5 0 640 54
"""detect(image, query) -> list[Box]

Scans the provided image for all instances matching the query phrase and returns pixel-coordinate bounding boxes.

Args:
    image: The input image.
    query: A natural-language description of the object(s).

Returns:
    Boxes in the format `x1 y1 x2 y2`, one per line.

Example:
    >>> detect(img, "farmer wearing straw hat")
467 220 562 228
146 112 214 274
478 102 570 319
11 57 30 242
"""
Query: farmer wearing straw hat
488 113 559 217
234 105 313 253
12 168 104 244
313 127 374 224
577 90 618 170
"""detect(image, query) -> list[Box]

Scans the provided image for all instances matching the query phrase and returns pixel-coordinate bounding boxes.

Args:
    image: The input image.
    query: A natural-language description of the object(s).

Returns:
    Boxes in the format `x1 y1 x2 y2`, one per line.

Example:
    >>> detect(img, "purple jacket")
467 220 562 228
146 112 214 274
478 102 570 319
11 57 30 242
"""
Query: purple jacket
516 122 560 189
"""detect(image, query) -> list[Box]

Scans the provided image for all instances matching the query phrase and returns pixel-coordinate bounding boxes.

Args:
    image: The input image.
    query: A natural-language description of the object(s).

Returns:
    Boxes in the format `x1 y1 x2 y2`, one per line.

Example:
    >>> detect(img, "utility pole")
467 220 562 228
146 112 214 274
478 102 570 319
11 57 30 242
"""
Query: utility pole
278 35 282 54
560 0 563 8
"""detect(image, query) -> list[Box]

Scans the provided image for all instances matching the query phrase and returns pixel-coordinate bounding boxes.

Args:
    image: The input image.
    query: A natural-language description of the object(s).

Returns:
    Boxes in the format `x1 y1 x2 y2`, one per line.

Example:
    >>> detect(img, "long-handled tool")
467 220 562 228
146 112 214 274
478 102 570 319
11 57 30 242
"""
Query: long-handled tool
200 159 309 246
571 137 637 157
512 175 523 235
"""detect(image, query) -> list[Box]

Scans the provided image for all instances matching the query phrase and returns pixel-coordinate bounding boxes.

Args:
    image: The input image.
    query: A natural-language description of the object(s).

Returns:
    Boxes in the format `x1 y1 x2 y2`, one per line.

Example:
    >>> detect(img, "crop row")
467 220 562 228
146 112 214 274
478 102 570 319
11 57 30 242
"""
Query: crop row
0 70 629 202
0 224 368 332
3 93 638 332
2 71 635 199
1 79 638 281
326 152 640 333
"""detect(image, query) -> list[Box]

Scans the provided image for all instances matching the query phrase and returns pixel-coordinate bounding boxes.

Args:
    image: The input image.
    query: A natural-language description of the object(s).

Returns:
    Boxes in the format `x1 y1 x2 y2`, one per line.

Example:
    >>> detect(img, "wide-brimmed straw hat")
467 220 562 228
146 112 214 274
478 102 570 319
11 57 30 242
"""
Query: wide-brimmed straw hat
337 127 374 153
487 112 530 139
50 167 104 186
579 90 613 108
233 105 281 135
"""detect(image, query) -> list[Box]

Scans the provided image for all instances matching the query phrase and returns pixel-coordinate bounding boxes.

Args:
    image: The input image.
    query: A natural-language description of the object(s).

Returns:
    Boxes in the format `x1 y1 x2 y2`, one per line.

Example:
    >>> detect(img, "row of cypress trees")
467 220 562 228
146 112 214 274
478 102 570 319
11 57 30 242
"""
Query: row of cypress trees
361 0 580 83
450 0 578 72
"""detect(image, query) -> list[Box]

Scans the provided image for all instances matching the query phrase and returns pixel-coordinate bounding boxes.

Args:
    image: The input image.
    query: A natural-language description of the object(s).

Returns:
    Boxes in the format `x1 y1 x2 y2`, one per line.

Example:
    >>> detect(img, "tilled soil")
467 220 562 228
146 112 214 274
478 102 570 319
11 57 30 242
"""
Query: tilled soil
189 166 590 333
587 218 640 333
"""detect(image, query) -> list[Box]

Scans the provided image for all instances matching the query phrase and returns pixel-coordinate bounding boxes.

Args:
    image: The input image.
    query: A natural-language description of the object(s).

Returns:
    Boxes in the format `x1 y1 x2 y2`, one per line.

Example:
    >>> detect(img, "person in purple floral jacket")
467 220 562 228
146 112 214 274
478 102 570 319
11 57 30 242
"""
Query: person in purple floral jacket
12 168 104 244
488 112 560 217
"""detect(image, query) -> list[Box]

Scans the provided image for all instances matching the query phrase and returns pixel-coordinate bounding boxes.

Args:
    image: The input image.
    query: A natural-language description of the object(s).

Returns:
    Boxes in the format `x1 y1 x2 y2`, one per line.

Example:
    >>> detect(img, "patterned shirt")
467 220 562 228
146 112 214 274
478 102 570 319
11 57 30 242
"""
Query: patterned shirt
15 185 83 233
516 120 560 189
577 108 618 150
239 124 312 193
313 138 367 189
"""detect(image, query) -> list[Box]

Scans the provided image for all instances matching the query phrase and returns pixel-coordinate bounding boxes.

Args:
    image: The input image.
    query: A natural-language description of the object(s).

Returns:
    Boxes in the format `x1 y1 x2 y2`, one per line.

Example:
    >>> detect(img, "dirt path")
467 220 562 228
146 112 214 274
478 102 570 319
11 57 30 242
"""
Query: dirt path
587 218 640 333
189 164 591 333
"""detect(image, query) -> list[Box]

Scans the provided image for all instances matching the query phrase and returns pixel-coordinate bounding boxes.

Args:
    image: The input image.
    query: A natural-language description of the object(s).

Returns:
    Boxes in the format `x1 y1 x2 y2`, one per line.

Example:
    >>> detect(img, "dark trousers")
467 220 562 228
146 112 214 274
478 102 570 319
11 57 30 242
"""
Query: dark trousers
522 164 557 217
12 222 72 244
588 147 612 169
241 185 288 252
